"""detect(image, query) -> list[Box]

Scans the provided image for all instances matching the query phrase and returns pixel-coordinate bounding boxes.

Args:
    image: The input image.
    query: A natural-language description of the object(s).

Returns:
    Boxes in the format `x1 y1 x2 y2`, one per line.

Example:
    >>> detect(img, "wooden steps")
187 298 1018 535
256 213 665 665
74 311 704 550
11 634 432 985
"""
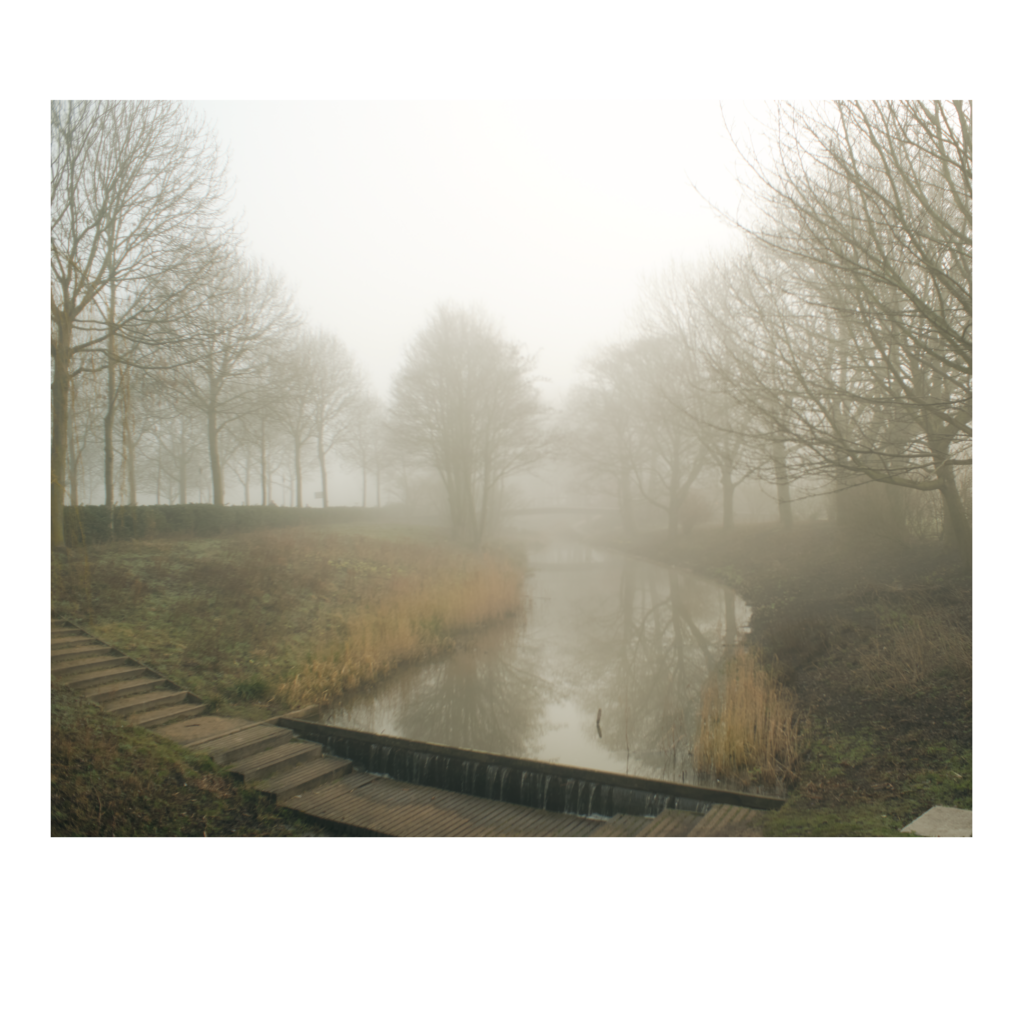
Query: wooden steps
281 771 603 836
51 615 771 837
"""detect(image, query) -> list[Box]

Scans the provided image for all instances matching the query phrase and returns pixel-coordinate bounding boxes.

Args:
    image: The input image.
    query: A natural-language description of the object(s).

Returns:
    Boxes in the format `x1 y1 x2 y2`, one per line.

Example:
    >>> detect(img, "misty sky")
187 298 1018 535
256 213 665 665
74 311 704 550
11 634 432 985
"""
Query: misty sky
192 101 752 402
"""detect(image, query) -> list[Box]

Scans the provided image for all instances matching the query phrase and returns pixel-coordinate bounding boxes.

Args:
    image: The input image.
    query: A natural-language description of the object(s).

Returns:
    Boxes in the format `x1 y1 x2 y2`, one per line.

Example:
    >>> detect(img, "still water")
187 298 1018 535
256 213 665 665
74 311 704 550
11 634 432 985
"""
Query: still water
320 536 750 785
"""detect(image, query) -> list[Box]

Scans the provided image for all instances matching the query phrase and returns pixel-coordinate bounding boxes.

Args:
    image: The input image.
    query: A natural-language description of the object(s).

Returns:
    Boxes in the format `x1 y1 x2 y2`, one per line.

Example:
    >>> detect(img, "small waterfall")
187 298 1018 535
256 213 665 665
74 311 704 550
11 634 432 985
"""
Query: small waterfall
298 721 761 820
484 764 499 800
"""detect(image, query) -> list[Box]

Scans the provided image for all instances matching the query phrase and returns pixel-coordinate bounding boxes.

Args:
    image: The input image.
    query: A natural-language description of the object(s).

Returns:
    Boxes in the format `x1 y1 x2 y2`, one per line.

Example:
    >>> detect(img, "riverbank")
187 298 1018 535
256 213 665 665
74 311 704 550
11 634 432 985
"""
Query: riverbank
51 677 342 836
622 522 972 836
51 523 529 836
51 522 527 720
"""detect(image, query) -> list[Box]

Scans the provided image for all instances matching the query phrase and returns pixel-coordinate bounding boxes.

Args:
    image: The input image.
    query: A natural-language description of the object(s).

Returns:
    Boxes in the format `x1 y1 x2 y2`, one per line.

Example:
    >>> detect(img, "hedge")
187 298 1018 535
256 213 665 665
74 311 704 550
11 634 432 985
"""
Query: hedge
61 503 384 547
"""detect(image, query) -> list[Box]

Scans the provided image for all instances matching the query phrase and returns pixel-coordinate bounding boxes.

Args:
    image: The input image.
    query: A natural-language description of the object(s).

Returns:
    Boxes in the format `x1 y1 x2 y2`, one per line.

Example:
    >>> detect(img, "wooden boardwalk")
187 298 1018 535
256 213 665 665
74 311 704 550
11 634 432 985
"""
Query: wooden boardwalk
53 615 768 837
281 770 766 837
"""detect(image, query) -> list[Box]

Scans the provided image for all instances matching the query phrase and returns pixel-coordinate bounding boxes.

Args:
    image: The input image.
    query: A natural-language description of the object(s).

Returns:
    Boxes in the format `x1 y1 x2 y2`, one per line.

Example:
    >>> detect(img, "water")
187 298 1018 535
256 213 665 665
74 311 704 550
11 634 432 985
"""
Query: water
319 530 751 787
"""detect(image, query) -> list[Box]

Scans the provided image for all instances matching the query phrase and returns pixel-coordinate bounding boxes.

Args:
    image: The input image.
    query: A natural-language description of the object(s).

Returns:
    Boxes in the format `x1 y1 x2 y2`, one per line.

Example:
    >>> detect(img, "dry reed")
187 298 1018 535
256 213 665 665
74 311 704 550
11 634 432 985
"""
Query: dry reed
52 526 527 716
278 543 525 707
694 647 801 787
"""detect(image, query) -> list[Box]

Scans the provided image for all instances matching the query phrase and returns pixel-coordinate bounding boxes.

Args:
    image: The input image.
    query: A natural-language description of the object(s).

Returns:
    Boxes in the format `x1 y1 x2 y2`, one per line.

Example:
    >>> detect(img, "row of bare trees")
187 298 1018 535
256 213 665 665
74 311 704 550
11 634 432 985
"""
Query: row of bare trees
54 100 970 558
52 101 382 545
561 100 971 563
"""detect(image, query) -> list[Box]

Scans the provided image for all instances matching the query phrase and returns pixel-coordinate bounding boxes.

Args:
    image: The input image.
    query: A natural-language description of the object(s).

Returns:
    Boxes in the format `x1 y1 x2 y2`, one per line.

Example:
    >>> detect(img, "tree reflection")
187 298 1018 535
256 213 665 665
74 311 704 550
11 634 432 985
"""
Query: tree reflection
559 558 737 781
323 545 748 783
325 615 557 761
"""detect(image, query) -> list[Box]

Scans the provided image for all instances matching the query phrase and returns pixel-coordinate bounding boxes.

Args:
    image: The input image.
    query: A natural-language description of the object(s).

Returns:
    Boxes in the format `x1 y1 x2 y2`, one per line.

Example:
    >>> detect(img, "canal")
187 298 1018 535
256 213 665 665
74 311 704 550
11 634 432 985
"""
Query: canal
319 525 751 788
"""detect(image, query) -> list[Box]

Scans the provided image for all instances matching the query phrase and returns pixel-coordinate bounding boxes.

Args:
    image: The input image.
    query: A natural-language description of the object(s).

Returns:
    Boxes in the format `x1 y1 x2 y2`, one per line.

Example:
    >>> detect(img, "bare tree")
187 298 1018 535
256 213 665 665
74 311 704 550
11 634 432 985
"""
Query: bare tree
51 100 230 545
156 255 298 506
634 263 761 531
714 101 971 560
308 333 363 508
563 362 642 534
389 304 549 545
345 391 387 508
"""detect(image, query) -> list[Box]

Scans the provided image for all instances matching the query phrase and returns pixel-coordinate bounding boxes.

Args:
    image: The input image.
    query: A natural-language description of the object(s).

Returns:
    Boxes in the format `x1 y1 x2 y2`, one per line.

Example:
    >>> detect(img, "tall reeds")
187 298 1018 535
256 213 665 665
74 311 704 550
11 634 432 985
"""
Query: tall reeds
277 543 525 707
51 526 528 715
694 647 801 787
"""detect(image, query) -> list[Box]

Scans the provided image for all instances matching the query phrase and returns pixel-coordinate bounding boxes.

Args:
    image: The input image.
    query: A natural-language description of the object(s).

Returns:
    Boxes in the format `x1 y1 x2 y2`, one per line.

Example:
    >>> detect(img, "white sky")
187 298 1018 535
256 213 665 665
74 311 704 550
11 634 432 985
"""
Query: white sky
191 100 752 403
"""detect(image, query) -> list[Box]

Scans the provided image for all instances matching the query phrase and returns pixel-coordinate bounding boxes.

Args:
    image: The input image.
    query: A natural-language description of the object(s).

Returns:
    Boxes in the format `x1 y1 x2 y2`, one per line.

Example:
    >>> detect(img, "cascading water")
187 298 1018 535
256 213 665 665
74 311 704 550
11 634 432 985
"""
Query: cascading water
285 719 769 819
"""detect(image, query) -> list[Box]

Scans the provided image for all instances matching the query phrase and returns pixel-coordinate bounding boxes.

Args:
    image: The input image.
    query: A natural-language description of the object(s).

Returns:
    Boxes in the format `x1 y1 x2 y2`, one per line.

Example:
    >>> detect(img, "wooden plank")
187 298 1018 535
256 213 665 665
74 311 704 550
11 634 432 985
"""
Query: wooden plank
391 784 476 836
389 787 481 837
590 814 655 837
281 765 766 838
709 805 746 836
463 802 547 837
528 811 596 838
589 814 640 837
688 805 725 837
637 808 701 837
690 803 743 836
551 818 599 837
506 806 593 837
445 800 520 837
295 775 473 836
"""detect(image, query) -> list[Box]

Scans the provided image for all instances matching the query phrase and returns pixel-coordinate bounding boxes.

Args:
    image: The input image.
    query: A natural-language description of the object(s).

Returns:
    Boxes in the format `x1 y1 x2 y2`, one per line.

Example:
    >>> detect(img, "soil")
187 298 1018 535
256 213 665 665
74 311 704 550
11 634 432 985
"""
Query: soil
620 520 972 835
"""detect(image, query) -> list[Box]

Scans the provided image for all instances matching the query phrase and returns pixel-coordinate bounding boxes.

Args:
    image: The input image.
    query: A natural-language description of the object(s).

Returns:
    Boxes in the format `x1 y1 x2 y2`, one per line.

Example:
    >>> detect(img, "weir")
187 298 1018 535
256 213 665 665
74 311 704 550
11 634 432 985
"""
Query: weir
277 719 786 818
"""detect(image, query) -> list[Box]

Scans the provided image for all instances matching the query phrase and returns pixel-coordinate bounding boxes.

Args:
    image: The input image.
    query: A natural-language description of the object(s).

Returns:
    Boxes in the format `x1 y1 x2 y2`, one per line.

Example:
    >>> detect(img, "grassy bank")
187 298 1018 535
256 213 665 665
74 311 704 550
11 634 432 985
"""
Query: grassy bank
52 523 527 720
51 679 336 836
627 522 971 836
52 522 527 836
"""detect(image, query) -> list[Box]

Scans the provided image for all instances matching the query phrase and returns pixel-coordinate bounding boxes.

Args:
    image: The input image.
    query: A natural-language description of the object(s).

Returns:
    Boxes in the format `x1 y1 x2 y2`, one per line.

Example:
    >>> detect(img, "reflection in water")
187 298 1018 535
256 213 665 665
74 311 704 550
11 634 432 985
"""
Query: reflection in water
323 616 556 761
321 539 750 786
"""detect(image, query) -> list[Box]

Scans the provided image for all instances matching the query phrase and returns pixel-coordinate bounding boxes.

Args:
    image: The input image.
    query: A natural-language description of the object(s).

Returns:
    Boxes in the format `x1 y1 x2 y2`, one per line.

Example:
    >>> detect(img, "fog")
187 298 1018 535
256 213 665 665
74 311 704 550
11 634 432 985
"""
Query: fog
54 100 970 563
191 100 746 401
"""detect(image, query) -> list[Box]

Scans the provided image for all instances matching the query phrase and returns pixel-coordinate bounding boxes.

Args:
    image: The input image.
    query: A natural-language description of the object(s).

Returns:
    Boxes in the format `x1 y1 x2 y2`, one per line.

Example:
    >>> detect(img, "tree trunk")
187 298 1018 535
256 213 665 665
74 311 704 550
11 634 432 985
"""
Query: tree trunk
317 436 329 508
123 391 137 505
772 441 793 529
208 408 224 505
68 448 79 508
619 467 635 537
51 317 73 548
259 428 268 506
721 458 735 531
294 442 303 507
104 349 116 510
179 424 188 504
937 462 972 566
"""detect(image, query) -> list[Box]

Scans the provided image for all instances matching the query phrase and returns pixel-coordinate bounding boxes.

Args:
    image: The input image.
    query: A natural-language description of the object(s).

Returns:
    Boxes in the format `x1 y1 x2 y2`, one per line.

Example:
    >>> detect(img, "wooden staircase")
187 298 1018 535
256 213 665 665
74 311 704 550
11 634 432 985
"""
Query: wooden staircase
51 615 767 837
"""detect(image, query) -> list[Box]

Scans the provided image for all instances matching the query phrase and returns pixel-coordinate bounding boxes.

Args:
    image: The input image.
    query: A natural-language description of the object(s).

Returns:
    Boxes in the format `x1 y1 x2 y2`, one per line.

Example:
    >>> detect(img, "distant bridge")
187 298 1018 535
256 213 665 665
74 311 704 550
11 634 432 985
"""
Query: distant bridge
502 506 617 517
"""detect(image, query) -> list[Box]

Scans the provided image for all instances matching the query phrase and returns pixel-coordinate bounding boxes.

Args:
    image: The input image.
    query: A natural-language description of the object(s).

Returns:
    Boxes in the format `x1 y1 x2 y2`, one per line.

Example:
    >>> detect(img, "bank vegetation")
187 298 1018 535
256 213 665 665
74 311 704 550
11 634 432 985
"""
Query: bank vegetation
52 523 527 720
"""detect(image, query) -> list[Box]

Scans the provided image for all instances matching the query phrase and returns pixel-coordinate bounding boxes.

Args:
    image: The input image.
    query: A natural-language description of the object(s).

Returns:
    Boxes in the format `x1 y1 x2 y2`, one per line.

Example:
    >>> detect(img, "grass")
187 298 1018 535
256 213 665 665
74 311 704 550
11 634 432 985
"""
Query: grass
626 522 971 836
693 647 802 788
51 679 333 836
51 524 527 719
